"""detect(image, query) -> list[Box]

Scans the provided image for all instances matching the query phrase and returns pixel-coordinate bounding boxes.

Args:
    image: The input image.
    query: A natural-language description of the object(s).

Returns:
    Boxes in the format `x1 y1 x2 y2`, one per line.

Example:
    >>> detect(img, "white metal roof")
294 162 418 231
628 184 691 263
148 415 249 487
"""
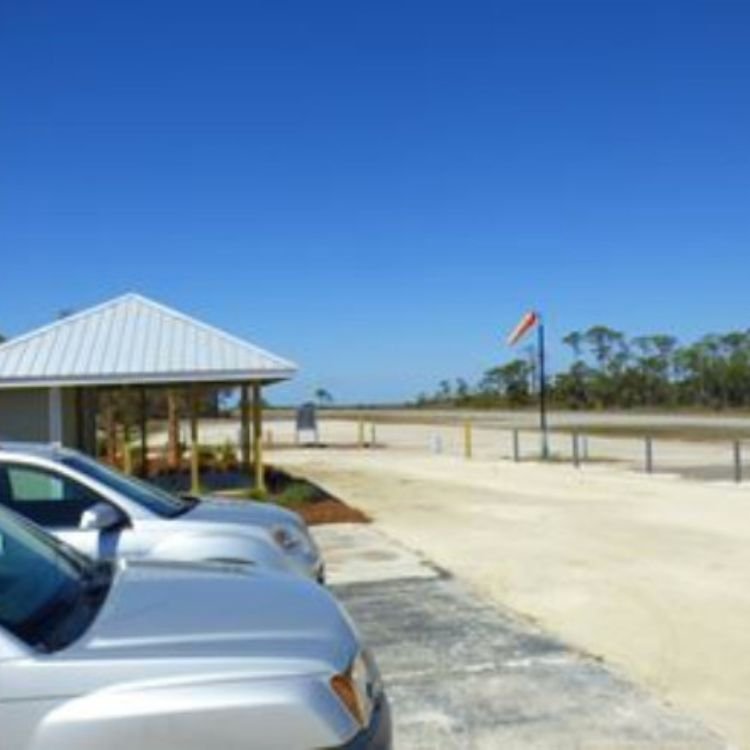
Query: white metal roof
0 293 297 388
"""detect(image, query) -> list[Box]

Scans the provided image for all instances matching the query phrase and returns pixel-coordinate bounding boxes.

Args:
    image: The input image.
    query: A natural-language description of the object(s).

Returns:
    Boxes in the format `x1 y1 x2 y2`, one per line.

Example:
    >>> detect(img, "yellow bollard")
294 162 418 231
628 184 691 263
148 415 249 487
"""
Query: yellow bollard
464 420 473 459
122 440 133 475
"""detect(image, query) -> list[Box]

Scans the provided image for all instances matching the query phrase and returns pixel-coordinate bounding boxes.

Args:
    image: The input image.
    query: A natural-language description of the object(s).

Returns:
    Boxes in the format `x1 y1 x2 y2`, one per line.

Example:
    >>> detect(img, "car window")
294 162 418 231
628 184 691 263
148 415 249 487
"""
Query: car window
62 455 191 519
8 467 66 501
0 506 106 649
0 464 106 528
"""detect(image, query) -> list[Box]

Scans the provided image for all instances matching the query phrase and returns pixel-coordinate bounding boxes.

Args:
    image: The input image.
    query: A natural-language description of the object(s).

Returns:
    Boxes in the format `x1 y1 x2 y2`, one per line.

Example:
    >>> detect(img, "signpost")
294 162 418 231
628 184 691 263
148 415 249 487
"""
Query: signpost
295 402 319 445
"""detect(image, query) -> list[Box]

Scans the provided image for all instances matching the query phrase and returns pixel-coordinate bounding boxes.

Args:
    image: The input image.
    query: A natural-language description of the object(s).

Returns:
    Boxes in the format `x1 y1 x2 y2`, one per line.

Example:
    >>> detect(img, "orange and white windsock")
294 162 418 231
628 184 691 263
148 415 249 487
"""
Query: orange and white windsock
507 310 540 346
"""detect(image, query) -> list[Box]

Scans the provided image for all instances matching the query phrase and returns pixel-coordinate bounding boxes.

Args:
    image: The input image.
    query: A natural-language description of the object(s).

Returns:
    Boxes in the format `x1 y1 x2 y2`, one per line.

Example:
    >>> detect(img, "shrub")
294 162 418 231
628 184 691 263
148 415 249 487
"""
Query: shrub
277 481 319 507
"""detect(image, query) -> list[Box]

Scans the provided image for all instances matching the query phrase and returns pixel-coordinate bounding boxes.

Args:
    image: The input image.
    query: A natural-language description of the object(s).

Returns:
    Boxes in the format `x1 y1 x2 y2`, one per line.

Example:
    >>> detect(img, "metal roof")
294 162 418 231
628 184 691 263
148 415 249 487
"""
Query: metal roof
0 293 297 388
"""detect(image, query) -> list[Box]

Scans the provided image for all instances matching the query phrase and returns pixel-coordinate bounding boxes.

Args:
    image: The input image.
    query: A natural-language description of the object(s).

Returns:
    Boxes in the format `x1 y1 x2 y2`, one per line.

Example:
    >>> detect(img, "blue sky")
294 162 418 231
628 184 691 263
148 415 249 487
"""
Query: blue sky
1 1 749 403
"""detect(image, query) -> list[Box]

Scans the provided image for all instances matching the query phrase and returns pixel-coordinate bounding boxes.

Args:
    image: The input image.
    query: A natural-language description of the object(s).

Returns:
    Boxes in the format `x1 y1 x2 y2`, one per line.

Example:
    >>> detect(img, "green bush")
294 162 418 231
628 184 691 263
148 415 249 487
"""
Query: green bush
277 481 318 507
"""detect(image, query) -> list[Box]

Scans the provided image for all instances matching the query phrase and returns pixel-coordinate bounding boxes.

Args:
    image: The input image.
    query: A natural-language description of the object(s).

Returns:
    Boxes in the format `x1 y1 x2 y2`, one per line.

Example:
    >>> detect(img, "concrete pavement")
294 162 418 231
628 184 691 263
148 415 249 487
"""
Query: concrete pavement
314 524 727 749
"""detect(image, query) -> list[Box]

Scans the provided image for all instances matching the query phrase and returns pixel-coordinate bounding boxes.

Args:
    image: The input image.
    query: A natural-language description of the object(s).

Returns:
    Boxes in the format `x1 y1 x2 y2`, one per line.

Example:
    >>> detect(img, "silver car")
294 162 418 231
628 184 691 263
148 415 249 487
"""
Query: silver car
0 443 324 581
0 505 391 750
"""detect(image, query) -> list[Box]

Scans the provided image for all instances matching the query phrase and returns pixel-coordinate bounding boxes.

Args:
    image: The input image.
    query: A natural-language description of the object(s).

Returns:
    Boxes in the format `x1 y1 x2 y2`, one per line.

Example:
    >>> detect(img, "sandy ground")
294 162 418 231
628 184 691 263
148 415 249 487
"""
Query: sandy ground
160 411 750 480
272 435 750 749
314 524 724 749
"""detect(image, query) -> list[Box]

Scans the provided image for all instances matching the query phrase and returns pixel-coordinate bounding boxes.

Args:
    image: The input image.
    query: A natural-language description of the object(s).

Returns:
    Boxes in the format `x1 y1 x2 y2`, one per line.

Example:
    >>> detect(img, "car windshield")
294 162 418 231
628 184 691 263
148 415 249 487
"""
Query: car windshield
61 455 192 519
0 506 93 647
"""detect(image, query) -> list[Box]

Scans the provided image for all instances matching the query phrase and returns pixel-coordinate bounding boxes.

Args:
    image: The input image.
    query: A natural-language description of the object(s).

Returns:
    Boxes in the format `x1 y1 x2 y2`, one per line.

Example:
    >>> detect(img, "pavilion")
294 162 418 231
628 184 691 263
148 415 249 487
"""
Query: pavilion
0 293 297 491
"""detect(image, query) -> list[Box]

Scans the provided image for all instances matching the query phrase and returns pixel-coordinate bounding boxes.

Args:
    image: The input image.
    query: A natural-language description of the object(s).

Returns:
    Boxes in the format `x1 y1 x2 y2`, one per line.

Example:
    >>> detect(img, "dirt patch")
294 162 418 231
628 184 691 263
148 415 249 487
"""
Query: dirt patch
295 497 369 525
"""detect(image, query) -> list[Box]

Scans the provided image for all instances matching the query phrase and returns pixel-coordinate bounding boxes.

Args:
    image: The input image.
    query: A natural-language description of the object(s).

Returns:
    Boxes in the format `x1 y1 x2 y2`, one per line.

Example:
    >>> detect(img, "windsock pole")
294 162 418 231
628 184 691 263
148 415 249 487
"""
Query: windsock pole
507 310 549 460
538 319 549 459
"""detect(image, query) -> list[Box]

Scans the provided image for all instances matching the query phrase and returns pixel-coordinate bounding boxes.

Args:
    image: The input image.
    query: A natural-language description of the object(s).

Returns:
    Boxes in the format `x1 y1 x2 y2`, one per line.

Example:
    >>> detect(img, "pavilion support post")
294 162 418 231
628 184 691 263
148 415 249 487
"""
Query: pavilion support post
104 394 117 464
252 383 265 493
139 387 148 477
167 389 180 470
121 388 133 474
240 384 251 474
189 386 200 494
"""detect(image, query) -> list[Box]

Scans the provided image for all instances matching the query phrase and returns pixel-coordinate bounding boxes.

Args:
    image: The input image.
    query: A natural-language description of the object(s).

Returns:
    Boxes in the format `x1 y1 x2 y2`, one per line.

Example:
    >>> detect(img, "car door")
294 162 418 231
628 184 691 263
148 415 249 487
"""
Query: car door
0 462 125 559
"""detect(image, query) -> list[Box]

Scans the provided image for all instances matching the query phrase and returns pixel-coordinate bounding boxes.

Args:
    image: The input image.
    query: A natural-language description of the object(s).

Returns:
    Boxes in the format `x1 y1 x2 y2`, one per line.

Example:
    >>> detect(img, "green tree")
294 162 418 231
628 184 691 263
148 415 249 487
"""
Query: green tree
314 388 334 406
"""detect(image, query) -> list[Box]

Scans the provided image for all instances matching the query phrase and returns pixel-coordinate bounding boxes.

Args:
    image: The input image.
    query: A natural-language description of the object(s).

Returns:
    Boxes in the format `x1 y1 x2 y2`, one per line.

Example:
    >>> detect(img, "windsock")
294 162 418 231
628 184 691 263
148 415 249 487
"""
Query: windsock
507 311 539 346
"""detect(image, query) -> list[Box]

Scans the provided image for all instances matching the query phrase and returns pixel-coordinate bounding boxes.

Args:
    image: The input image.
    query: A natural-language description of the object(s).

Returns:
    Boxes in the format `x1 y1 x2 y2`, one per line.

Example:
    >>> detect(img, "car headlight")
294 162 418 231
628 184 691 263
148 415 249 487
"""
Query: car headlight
330 650 382 728
271 524 305 551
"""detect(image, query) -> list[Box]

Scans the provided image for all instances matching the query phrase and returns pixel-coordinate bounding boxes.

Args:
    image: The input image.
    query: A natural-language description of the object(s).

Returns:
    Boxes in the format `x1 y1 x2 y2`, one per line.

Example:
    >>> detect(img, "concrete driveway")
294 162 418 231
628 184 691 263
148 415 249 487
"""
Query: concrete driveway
313 524 726 750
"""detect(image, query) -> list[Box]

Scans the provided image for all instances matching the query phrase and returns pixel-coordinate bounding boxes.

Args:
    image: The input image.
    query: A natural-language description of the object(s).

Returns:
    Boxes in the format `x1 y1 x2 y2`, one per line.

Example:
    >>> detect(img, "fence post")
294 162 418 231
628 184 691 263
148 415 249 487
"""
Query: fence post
572 431 580 468
733 440 742 483
645 436 654 474
430 434 443 454
464 421 473 459
512 429 520 462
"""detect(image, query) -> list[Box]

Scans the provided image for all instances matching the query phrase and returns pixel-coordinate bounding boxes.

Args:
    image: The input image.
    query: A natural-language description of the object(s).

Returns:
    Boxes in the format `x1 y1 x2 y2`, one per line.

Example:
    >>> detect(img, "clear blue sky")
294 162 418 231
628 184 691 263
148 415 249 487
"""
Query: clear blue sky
1 1 749 403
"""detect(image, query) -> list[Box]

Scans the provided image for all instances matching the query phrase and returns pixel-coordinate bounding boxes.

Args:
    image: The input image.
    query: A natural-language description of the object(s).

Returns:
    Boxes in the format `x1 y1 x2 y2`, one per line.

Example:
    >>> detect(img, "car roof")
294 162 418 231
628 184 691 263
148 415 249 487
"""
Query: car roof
0 441 75 461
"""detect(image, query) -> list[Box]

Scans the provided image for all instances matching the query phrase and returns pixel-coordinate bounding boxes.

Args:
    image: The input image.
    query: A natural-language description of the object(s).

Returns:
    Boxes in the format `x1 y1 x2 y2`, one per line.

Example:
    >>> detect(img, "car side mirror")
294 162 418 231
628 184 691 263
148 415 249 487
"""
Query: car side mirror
79 502 125 532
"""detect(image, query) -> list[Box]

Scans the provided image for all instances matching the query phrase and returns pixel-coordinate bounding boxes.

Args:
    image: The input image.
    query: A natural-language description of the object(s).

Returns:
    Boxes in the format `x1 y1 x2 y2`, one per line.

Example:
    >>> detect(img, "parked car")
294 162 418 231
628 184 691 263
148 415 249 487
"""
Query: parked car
0 504 391 749
0 443 324 581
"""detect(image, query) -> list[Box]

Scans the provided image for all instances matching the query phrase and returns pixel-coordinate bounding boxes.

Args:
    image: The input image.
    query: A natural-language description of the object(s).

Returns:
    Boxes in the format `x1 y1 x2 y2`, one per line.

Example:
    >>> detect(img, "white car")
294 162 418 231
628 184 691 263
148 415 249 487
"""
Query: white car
0 443 324 581
0 505 391 749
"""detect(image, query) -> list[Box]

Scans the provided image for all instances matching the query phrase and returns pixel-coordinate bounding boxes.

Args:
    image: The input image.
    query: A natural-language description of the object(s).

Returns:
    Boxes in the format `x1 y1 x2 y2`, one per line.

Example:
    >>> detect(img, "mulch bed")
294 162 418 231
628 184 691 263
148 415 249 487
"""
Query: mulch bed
294 497 369 526
263 466 370 526
137 463 369 526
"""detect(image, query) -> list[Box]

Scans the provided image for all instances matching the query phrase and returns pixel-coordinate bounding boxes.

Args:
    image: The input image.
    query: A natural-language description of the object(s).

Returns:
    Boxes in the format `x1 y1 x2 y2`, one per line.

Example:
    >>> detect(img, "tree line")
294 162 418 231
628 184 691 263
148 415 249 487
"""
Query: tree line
416 326 750 410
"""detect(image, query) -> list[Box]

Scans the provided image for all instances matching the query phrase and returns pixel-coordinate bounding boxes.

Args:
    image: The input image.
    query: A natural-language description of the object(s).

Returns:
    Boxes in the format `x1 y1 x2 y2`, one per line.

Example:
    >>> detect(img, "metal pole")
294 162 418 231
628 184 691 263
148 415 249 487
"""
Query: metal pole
645 436 653 474
538 321 549 459
512 429 520 462
733 440 742 484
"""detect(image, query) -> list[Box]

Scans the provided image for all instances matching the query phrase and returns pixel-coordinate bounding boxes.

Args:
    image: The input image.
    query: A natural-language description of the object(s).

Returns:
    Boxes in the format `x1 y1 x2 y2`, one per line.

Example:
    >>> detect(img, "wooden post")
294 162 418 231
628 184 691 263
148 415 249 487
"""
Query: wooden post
252 383 265 492
122 432 133 475
464 420 473 459
189 386 200 494
103 393 117 463
167 389 180 470
139 387 148 477
240 384 251 472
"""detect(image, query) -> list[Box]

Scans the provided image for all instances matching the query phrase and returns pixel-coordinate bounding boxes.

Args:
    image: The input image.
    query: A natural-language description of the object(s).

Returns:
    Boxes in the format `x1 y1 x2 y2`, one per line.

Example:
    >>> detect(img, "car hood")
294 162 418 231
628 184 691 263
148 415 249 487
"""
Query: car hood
185 496 302 530
69 559 356 672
